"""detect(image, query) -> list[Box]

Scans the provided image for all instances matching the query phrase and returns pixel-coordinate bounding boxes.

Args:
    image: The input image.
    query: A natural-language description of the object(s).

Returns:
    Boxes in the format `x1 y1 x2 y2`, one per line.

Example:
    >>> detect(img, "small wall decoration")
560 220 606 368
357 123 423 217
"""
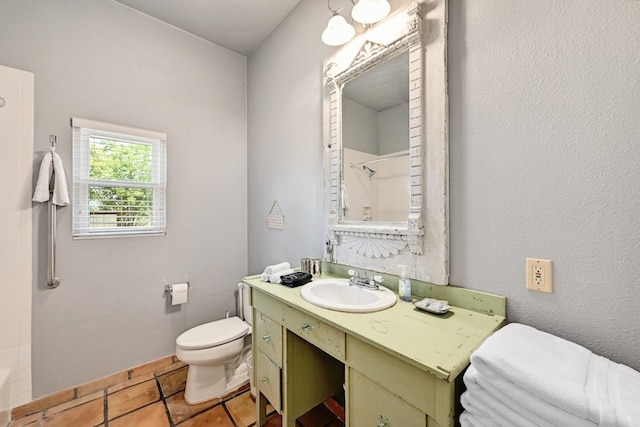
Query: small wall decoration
267 200 285 229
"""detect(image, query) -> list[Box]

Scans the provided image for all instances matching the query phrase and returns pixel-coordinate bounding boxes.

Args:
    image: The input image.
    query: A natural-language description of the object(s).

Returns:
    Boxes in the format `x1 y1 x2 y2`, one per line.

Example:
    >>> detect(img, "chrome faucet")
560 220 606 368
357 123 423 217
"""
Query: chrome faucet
347 269 383 290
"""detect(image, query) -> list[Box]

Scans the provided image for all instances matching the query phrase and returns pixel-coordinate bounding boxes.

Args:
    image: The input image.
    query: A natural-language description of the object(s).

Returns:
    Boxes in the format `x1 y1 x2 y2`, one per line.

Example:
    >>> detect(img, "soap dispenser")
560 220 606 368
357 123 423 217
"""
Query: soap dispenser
398 265 412 302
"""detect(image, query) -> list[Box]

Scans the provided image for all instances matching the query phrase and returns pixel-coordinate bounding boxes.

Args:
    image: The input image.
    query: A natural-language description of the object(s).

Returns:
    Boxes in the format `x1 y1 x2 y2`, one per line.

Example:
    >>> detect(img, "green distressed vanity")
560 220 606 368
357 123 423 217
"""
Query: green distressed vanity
245 264 506 427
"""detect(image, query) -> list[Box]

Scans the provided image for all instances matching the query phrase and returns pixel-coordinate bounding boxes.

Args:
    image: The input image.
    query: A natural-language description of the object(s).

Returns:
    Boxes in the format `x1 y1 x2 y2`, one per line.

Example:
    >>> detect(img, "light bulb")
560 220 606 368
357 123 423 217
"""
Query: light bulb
322 14 356 46
351 0 391 25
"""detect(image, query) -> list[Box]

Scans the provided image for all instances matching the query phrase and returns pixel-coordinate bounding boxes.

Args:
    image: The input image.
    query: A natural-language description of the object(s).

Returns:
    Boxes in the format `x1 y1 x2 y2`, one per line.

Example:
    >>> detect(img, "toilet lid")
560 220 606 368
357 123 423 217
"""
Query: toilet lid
176 317 249 350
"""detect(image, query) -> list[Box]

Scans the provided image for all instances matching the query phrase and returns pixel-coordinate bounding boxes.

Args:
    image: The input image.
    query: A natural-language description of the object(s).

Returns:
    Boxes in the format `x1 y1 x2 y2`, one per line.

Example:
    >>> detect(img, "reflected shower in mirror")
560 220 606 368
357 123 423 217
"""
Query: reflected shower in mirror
341 50 409 222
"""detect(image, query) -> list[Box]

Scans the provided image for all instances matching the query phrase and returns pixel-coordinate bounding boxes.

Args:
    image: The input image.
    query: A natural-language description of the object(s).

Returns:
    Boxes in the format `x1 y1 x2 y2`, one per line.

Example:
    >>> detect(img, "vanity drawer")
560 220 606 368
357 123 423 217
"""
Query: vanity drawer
349 368 425 427
255 311 283 367
347 335 452 425
251 289 286 322
283 305 346 361
256 350 281 412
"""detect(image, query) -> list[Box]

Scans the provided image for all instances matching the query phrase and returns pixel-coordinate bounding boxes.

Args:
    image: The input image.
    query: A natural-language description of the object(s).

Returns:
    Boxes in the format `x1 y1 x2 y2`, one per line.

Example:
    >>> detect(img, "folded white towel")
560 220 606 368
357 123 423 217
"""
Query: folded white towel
464 365 596 427
268 269 294 284
471 323 640 426
472 323 594 421
460 390 535 427
264 262 290 275
32 150 69 206
613 363 640 427
459 410 487 427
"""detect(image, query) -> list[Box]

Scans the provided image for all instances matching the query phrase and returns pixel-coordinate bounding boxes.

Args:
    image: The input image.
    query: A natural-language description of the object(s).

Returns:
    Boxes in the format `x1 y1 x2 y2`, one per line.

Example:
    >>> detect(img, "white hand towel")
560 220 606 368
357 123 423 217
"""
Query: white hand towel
32 152 53 203
51 151 69 206
264 262 290 275
32 151 69 206
269 269 294 284
341 181 349 214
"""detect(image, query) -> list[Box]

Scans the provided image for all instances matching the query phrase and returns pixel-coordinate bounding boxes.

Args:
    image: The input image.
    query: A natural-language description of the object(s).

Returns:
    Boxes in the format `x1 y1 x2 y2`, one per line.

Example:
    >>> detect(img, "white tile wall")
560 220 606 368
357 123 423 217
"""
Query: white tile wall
0 64 33 408
343 148 409 222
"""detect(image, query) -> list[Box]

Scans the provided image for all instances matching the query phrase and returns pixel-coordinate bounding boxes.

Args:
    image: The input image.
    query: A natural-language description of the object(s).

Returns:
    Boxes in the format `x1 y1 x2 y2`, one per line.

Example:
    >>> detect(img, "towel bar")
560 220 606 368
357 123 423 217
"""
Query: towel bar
45 199 60 288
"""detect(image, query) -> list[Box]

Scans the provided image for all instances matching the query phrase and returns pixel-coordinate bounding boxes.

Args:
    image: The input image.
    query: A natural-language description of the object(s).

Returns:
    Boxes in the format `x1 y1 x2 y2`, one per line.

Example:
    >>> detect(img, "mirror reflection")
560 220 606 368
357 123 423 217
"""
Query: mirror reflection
341 50 409 222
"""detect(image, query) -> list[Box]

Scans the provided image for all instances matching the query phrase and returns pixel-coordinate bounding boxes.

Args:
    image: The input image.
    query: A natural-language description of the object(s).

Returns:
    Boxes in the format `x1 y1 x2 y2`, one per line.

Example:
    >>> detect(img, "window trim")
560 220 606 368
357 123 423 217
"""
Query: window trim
71 117 167 238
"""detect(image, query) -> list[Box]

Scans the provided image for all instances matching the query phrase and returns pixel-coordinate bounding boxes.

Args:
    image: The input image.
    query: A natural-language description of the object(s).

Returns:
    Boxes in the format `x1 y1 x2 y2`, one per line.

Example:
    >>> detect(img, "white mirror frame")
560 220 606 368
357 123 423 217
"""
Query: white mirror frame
323 0 449 284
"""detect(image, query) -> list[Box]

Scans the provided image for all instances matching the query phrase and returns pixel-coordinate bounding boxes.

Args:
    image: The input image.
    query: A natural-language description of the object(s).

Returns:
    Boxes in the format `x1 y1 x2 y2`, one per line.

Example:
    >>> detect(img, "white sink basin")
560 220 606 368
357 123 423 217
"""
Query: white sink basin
300 279 397 313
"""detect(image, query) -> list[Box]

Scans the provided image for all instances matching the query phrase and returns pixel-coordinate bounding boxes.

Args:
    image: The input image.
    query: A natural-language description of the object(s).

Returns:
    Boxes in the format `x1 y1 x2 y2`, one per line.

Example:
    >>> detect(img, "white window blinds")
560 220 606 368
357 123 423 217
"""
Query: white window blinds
72 117 167 238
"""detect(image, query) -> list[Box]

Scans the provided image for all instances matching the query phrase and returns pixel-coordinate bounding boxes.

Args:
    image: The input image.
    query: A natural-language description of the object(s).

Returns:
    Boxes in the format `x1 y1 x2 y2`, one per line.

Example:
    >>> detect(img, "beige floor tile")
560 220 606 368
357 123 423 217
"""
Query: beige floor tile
107 373 154 395
221 382 250 400
178 405 235 427
165 391 219 424
264 412 283 427
226 392 261 427
8 412 43 427
41 397 103 427
109 402 169 427
11 388 75 419
157 365 187 398
154 360 187 377
77 371 128 397
45 391 103 416
107 380 160 420
129 355 174 379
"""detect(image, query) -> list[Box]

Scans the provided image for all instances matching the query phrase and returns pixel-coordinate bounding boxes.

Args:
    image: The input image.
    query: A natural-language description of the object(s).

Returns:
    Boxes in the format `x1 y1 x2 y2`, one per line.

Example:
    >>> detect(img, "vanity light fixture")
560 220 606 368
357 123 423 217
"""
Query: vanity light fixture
351 0 391 25
322 0 356 46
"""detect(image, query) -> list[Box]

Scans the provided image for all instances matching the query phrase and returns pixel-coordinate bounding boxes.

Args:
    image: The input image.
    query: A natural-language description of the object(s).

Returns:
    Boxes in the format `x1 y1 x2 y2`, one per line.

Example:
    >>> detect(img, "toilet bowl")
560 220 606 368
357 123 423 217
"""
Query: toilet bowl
176 283 252 404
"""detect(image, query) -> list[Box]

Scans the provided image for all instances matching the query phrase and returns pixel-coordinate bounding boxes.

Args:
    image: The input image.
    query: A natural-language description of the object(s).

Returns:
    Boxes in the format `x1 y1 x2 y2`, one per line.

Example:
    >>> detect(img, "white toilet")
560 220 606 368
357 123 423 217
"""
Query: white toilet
176 283 252 404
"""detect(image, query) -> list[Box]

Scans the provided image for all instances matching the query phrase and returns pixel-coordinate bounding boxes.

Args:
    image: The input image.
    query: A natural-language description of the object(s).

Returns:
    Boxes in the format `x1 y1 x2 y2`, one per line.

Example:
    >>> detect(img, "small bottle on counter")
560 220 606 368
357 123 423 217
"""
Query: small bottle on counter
398 265 412 302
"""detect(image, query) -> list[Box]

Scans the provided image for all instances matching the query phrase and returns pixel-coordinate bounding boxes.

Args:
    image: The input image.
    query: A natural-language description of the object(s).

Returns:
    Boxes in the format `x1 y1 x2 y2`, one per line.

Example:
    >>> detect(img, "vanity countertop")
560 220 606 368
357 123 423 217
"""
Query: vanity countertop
244 272 506 382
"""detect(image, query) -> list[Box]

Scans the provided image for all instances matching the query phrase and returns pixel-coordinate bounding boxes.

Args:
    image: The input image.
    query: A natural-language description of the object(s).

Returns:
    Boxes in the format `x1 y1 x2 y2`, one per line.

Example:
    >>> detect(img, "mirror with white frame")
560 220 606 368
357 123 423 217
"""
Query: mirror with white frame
323 1 449 284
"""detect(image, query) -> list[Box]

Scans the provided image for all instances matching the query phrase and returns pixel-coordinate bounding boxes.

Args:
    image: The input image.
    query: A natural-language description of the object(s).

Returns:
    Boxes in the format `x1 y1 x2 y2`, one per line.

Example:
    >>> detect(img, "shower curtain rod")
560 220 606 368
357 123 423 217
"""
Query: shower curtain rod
349 149 410 168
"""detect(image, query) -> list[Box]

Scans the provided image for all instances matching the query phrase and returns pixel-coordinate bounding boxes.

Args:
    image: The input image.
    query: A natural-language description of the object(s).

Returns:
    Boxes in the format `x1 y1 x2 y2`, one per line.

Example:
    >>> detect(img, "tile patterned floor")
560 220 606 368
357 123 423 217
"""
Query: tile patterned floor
9 355 344 427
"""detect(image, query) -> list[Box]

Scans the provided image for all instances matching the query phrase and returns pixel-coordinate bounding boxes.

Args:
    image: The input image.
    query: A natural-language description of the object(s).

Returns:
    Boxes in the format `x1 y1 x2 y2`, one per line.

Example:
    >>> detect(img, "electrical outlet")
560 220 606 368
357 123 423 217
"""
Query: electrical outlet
526 258 553 293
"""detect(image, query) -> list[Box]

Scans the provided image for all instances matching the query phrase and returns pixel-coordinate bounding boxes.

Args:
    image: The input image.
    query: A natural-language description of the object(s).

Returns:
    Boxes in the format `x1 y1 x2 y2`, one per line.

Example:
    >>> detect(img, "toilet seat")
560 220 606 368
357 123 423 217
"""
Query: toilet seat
177 317 249 350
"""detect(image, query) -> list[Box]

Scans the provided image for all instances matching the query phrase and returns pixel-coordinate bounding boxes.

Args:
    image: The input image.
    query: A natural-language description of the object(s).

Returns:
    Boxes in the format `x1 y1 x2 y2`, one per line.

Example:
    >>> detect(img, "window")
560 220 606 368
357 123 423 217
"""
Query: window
72 117 166 238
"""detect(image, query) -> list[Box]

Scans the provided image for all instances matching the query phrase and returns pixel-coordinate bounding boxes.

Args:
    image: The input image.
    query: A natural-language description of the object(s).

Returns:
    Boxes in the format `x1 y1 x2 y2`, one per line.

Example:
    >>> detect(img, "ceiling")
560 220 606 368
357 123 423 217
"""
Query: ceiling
113 0 302 56
342 51 409 112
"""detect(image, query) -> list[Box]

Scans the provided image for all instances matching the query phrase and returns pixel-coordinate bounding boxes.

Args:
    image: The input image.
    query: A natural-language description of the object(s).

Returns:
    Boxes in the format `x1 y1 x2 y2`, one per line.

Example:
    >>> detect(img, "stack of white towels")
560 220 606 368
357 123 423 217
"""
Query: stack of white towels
461 323 640 427
260 262 293 284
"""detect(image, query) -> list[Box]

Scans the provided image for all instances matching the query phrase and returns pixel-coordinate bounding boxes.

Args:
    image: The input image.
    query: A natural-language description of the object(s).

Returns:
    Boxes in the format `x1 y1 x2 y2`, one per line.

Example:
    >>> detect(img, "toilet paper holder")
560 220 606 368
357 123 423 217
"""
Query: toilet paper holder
164 282 191 294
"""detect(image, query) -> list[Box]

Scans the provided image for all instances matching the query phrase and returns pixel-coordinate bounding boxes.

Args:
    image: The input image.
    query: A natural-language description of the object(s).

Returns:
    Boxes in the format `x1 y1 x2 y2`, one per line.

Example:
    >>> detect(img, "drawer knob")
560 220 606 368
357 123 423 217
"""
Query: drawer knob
262 334 271 342
261 376 269 383
377 416 389 427
301 323 311 332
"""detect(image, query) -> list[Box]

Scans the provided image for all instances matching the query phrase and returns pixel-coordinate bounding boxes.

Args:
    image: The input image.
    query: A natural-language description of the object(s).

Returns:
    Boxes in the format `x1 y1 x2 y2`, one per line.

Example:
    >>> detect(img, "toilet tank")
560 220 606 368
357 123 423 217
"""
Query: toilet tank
239 282 252 326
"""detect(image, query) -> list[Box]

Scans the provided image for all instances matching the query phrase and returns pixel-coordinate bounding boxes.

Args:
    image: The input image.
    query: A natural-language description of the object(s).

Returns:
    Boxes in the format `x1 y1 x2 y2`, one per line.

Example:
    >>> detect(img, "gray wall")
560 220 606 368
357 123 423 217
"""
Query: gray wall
0 0 248 396
343 98 379 154
249 0 640 372
247 0 333 274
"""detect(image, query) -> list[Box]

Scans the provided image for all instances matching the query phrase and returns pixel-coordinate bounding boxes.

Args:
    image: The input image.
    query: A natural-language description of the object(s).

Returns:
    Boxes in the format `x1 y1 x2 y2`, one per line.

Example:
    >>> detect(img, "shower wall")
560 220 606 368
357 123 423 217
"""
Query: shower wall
0 64 33 407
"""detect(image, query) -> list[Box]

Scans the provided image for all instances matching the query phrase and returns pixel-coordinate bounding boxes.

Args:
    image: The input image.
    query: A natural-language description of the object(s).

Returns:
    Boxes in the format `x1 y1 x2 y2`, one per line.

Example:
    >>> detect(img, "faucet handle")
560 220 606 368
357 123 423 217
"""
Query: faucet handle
372 275 384 284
